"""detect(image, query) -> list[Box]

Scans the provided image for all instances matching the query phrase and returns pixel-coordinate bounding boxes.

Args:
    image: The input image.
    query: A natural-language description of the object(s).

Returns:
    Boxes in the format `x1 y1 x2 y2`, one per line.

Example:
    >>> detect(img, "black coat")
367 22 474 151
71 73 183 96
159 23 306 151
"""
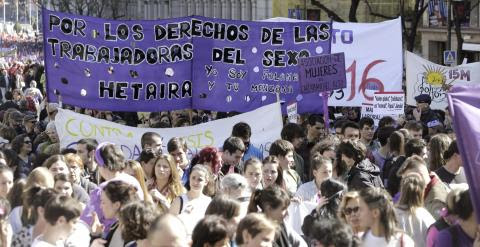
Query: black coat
347 159 384 191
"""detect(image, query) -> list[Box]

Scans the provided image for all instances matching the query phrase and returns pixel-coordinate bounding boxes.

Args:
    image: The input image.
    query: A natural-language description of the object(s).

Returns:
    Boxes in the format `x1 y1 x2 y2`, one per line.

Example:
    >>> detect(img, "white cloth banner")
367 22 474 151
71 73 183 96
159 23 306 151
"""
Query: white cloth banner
262 18 403 107
55 103 283 160
329 18 403 106
406 51 480 109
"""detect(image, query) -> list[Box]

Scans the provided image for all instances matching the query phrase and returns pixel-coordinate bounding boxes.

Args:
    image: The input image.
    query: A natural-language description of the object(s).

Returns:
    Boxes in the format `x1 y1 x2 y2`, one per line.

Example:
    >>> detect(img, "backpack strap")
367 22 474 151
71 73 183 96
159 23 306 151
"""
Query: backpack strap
178 195 184 214
448 226 459 246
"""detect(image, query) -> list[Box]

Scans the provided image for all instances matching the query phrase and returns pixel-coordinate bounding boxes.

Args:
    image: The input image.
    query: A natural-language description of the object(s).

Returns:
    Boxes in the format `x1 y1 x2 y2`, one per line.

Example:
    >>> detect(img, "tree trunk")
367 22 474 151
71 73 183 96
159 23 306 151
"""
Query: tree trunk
349 0 360 22
454 16 465 64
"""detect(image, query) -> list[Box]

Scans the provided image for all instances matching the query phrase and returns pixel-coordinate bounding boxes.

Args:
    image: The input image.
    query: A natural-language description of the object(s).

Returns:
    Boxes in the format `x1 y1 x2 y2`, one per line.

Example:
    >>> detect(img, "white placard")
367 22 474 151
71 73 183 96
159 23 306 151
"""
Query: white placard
287 102 298 124
55 103 283 160
406 51 480 109
373 92 404 116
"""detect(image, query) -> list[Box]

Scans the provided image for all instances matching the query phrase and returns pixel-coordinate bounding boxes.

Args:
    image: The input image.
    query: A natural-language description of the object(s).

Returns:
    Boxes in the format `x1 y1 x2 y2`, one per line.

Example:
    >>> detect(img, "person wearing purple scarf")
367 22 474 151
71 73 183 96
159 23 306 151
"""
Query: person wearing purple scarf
80 142 144 235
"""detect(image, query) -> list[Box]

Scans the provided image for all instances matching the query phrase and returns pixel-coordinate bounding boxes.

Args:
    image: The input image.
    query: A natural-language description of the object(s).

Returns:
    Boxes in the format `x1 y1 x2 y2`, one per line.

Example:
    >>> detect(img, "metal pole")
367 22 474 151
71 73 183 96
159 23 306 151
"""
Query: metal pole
16 0 18 23
36 3 38 32
304 0 307 20
447 0 452 50
3 2 6 24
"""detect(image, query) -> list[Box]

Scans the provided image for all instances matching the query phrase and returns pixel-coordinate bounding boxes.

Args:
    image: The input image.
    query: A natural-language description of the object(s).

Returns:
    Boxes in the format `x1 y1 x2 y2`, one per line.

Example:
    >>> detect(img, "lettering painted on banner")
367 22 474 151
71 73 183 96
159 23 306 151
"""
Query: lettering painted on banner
55 103 282 160
43 9 331 113
406 51 480 109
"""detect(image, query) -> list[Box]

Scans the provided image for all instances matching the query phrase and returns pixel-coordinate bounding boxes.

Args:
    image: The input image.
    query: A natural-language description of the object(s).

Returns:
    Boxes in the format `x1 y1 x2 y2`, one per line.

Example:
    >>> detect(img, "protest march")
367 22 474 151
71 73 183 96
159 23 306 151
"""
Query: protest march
0 3 479 247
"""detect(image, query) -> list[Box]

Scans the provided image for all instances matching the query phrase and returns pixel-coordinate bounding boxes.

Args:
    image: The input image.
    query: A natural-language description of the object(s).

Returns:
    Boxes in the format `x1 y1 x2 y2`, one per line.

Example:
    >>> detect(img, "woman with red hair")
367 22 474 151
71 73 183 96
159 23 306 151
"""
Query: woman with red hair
183 146 223 197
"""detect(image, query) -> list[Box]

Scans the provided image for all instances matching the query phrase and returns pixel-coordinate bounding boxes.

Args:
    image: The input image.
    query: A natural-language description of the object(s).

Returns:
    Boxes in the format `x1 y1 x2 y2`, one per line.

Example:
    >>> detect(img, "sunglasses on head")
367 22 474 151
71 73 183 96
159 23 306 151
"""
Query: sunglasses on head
344 206 359 215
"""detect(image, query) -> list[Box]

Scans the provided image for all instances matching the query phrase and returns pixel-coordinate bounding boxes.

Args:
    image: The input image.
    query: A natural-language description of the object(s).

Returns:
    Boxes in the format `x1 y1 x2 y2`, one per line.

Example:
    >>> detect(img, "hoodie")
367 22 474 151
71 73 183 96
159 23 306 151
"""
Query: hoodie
347 159 384 191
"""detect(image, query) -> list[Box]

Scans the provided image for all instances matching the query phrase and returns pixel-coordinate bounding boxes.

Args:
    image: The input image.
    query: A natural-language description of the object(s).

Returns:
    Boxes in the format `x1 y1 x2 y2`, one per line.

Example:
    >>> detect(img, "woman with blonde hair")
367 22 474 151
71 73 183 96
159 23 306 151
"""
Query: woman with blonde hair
428 134 452 171
125 160 153 205
64 153 97 194
148 154 185 209
395 173 435 246
338 191 366 237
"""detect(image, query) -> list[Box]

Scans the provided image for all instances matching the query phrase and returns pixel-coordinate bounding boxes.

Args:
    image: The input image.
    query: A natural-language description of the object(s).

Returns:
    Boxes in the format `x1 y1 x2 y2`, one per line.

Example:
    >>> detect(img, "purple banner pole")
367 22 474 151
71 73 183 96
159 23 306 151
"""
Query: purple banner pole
447 84 480 222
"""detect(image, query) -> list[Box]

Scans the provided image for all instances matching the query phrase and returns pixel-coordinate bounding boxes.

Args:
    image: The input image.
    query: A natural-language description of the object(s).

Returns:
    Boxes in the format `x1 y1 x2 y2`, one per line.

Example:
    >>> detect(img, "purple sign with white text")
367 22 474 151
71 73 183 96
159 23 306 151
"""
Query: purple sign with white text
298 52 346 93
43 9 331 113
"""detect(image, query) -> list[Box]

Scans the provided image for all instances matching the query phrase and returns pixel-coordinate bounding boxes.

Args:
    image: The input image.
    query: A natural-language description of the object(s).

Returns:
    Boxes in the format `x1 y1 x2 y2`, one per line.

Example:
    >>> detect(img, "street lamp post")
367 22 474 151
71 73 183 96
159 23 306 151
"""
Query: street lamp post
447 0 452 50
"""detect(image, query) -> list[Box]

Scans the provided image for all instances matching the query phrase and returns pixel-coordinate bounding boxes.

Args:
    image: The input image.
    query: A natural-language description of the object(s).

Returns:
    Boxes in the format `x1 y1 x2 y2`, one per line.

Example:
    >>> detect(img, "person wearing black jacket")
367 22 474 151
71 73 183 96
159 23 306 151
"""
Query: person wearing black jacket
336 139 383 191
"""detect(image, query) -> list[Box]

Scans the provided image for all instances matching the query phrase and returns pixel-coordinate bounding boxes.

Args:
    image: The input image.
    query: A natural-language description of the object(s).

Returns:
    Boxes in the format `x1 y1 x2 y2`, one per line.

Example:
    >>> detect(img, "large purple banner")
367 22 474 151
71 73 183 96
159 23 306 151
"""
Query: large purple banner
191 16 331 113
43 9 330 113
447 84 480 222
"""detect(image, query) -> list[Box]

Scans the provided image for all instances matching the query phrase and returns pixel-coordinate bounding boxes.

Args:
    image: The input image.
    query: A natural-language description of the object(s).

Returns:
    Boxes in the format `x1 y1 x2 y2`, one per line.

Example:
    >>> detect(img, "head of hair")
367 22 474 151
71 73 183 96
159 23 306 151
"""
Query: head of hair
191 146 221 175
42 154 66 170
235 213 276 245
398 173 425 212
24 187 58 225
378 116 395 128
443 140 459 161
280 123 305 142
341 121 359 135
248 186 290 213
43 195 82 225
336 140 367 164
243 157 261 173
262 156 285 188
338 191 361 222
167 137 188 153
98 144 126 171
10 134 29 153
54 173 71 184
359 187 397 242
405 139 426 157
25 167 54 190
231 122 252 140
310 219 359 247
7 178 26 208
222 136 245 154
191 215 231 247
405 120 424 132
317 179 346 219
334 119 347 130
220 173 248 195
310 154 332 172
307 114 325 126
2 149 18 170
377 126 396 147
428 134 452 171
0 197 10 245
152 154 184 202
102 180 138 206
0 126 17 142
311 138 339 157
269 139 294 157
397 155 427 177
63 153 84 170
446 188 473 220
206 195 241 220
77 138 98 153
359 117 374 129
119 201 159 243
140 132 162 149
125 160 150 203
389 131 406 155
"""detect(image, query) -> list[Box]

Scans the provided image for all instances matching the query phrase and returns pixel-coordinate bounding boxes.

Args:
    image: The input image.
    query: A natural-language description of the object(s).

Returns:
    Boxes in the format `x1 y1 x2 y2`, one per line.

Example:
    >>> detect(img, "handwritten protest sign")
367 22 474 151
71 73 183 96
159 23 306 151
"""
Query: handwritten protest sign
43 9 331 113
406 51 480 109
55 102 282 160
373 92 404 116
287 102 298 123
298 52 346 93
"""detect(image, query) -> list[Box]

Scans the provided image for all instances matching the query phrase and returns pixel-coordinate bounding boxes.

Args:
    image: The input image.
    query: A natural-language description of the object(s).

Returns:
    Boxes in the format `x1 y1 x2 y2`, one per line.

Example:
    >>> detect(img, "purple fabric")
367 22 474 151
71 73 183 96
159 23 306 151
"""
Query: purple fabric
298 52 346 93
447 84 480 223
432 225 473 247
80 173 144 234
43 9 330 113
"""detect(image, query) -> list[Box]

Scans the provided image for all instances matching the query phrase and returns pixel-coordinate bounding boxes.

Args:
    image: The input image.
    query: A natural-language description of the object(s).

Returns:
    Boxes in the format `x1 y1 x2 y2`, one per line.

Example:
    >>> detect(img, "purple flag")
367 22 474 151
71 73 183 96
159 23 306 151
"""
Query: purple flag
447 84 480 222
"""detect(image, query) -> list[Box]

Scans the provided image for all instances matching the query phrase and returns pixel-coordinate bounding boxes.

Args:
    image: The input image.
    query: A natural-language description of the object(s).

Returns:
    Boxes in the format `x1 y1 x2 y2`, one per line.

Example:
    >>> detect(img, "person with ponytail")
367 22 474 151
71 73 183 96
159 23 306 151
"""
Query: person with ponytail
358 187 414 247
248 186 306 247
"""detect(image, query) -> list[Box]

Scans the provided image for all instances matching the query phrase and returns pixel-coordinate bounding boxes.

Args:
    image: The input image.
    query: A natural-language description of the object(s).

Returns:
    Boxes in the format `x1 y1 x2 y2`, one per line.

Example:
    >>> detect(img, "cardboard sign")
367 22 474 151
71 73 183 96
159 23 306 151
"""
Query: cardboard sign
298 52 346 93
373 92 404 116
287 102 298 123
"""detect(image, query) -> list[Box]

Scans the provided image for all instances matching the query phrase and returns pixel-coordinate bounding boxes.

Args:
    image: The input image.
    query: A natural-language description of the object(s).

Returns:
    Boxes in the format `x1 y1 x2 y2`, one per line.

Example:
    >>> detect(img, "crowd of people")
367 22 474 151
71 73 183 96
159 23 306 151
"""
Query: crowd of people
0 57 477 247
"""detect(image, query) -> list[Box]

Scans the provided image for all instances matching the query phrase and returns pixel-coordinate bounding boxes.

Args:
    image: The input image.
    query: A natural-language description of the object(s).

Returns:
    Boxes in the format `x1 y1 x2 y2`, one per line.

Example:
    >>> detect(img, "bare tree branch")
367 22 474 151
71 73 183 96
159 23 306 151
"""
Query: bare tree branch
364 0 396 20
349 0 360 22
311 0 345 22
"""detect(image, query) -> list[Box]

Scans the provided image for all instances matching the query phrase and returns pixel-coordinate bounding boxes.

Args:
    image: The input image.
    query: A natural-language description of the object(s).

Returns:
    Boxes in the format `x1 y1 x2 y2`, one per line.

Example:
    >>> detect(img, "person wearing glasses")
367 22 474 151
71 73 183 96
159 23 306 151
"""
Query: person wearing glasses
338 191 366 238
10 134 34 179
